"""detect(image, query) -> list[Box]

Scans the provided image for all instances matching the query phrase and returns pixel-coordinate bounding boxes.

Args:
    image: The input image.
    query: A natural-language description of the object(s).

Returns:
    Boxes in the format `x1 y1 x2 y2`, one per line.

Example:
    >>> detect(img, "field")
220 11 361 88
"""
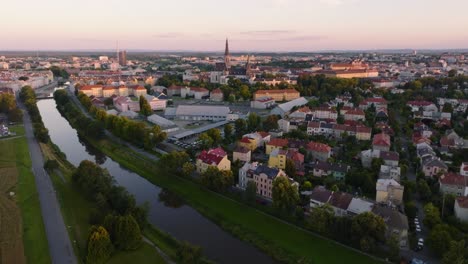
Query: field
93 138 382 264
0 125 50 264
40 142 169 264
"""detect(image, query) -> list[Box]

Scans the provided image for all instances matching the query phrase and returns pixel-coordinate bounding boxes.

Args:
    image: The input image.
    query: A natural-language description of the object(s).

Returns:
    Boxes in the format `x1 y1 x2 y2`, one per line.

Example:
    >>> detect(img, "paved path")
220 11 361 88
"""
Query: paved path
20 101 77 264
143 237 175 264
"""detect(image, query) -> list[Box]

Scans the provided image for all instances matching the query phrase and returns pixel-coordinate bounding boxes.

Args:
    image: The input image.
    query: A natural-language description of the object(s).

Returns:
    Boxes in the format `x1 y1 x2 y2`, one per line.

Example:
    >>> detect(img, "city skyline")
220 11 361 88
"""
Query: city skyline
1 0 468 51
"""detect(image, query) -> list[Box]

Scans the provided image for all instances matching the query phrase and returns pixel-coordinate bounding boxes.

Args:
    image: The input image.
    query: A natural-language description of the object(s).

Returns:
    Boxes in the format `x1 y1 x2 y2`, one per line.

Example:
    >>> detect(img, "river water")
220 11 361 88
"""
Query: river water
37 99 273 264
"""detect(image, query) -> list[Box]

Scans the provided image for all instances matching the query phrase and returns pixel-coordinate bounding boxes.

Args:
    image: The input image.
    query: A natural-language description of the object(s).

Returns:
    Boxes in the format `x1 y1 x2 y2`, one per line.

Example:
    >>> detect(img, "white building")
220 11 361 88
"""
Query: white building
173 105 230 121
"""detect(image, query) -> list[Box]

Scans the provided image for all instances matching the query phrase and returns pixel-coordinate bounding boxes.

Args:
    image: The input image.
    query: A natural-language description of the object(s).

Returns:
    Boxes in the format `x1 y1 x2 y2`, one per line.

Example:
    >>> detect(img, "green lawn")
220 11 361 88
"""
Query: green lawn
94 139 382 264
107 243 166 264
0 125 51 264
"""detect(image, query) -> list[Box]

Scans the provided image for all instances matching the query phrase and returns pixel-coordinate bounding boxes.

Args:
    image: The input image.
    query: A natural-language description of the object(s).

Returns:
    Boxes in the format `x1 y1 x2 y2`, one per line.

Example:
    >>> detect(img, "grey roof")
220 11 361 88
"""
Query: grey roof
380 150 399 161
254 165 280 179
171 120 228 140
175 105 230 117
271 97 308 116
147 114 176 127
372 205 409 230
310 186 333 203
347 198 375 215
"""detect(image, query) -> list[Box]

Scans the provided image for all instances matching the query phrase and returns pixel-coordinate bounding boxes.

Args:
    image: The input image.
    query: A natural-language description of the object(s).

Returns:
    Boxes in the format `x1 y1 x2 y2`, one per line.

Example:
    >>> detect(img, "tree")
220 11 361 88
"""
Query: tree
200 167 234 192
404 201 418 219
442 102 453 113
244 181 257 204
308 204 334 234
223 124 233 141
387 234 400 262
206 128 222 145
351 212 386 252
176 241 203 264
86 226 113 264
234 119 247 138
262 115 279 131
7 107 23 122
139 95 152 116
417 179 432 201
442 240 466 264
424 203 442 229
272 176 299 214
247 112 261 132
182 162 195 178
198 133 214 149
239 85 251 100
113 214 142 250
448 69 457 78
285 159 296 178
427 224 453 257
158 151 190 174
302 181 312 191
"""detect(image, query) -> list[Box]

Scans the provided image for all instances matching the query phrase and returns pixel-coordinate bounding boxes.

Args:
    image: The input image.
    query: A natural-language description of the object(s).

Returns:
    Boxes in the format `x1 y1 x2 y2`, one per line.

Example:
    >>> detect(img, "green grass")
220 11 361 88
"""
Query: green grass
0 125 51 264
107 243 166 264
92 138 382 264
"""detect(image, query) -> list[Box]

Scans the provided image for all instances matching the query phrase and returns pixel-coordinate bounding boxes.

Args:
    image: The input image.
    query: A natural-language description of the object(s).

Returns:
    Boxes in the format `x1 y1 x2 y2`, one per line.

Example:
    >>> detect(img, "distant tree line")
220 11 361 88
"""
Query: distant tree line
54 90 166 150
19 86 50 143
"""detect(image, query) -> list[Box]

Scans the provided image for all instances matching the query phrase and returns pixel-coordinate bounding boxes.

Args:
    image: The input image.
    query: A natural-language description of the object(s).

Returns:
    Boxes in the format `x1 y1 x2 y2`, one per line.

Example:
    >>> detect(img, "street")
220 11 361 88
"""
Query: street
20 101 77 264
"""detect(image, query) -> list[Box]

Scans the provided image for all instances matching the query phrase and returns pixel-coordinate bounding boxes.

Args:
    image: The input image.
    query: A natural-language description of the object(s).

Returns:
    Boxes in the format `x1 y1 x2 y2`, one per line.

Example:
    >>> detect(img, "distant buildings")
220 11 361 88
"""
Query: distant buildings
118 50 127 66
254 89 300 102
165 105 231 121
79 85 147 98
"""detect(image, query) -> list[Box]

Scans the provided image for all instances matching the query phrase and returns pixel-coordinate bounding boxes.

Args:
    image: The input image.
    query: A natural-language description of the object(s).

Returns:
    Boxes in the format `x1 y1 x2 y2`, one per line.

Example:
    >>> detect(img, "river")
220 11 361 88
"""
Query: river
37 99 273 264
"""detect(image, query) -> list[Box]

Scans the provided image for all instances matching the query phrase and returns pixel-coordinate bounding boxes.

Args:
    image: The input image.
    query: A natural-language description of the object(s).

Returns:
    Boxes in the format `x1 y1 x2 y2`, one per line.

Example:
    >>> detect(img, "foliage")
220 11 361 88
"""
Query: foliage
272 176 299 214
285 159 296 178
247 112 262 132
423 203 442 229
176 241 203 264
86 226 113 264
50 66 70 79
181 162 195 178
158 151 190 175
262 115 279 132
351 212 386 252
244 181 257 204
139 95 152 116
234 119 247 138
200 166 233 192
427 224 453 257
308 204 334 235
442 240 466 264
417 179 432 201
20 86 51 143
43 159 59 172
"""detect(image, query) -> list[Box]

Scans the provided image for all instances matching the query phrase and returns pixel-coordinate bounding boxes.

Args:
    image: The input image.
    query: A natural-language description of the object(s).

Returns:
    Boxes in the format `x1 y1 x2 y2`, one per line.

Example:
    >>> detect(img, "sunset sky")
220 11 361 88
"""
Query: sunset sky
1 0 468 51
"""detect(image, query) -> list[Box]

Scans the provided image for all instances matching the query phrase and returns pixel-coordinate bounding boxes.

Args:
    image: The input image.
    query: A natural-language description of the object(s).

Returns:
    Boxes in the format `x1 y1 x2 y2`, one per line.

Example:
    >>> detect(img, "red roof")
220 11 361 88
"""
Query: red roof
307 141 331 153
456 197 468 209
211 88 223 94
373 133 391 147
439 172 466 187
255 89 299 95
257 131 270 138
407 101 434 107
240 137 253 144
267 138 289 148
197 147 227 166
345 109 365 116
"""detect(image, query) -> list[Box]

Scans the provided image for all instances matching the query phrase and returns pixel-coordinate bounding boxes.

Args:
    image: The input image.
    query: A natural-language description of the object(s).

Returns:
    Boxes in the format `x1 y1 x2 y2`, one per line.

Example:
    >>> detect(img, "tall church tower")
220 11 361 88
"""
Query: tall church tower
224 38 231 71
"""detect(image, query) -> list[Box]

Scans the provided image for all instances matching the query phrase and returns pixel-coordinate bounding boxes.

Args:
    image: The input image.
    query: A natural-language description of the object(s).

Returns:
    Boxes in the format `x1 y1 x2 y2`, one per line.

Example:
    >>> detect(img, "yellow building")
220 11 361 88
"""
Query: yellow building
265 138 288 155
253 89 300 102
239 137 257 151
268 149 287 169
196 147 231 173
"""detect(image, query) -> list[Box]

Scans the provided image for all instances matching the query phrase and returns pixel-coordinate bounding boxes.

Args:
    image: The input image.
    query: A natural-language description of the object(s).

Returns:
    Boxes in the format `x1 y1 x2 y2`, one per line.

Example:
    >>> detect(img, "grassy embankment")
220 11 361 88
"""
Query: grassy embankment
39 140 167 264
0 125 51 264
84 134 383 264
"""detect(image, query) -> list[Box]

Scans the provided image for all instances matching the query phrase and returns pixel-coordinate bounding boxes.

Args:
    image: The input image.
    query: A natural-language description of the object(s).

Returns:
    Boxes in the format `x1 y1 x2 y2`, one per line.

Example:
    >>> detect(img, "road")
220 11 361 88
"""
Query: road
20 100 77 264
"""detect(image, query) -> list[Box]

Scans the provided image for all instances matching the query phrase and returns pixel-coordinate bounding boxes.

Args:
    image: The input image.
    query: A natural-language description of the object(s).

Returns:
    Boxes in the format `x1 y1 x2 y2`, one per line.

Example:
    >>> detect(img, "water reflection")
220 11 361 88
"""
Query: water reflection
158 188 184 208
78 134 107 165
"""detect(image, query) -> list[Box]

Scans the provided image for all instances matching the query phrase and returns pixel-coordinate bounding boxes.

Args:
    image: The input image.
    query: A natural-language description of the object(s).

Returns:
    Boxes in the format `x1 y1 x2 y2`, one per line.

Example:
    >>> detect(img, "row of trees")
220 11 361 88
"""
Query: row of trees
71 160 146 263
19 86 50 143
54 90 166 150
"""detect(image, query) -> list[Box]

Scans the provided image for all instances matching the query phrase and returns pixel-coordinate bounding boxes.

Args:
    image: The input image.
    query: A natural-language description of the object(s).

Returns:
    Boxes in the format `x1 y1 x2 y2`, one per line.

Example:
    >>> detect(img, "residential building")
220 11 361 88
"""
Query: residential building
361 149 399 168
359 98 388 110
347 198 375 216
252 165 297 199
265 138 288 155
376 179 404 206
329 192 353 216
372 133 391 151
239 137 257 151
422 158 448 177
379 165 401 182
233 146 251 163
439 172 468 196
210 88 224 102
238 162 258 190
196 147 231 173
253 89 300 102
454 197 468 222
113 96 140 112
306 141 332 161
268 149 287 169
372 205 409 248
250 97 275 109
309 186 333 209
344 108 365 121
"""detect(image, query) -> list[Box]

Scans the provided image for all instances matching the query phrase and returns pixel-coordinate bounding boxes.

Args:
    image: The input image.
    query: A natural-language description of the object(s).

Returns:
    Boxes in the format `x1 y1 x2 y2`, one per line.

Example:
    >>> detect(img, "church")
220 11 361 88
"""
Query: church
210 39 256 84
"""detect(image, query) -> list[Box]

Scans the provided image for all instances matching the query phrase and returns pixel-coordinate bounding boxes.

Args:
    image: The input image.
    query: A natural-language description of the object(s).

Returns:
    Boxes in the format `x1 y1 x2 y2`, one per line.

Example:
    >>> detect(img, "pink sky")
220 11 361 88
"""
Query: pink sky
1 0 468 51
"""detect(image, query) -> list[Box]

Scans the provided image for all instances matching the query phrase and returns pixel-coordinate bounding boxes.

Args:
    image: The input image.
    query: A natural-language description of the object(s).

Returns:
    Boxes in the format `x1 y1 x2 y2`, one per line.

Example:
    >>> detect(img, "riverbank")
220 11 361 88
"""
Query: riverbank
59 93 382 263
0 125 50 264
39 142 168 264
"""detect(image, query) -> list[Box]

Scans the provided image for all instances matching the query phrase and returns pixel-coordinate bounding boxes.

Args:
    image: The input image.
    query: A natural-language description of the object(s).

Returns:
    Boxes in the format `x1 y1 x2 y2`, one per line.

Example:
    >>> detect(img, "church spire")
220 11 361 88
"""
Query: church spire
224 38 231 70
